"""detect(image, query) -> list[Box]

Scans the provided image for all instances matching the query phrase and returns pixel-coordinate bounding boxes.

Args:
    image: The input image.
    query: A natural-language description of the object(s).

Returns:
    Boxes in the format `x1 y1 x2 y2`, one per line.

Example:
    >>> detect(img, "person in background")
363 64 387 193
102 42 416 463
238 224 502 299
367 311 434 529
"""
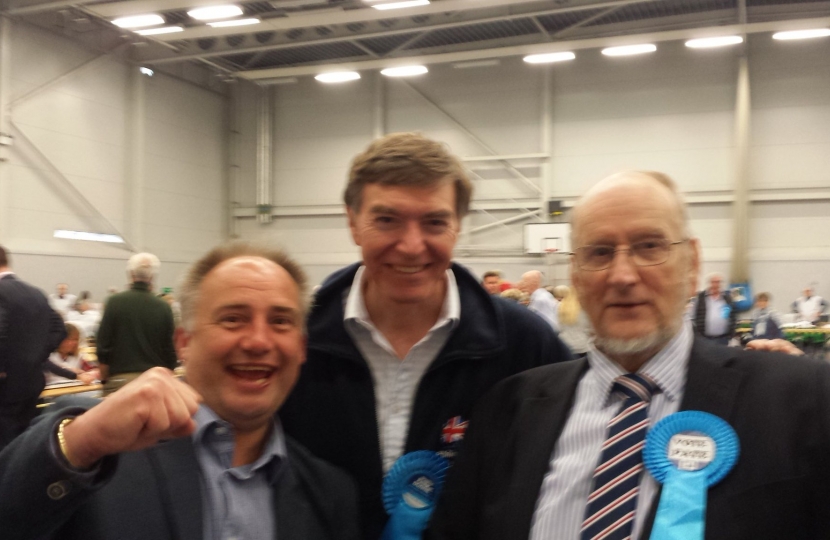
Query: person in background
66 296 102 337
44 322 99 385
49 283 77 318
793 286 827 323
481 270 503 295
692 272 736 344
555 285 591 358
96 252 177 396
500 288 528 304
0 245 67 449
751 292 783 340
519 270 559 331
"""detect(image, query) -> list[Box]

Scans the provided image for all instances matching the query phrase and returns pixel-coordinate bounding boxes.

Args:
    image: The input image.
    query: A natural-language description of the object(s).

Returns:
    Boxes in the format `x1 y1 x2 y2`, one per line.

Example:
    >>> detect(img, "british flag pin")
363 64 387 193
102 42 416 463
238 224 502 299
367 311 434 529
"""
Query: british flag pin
441 416 469 445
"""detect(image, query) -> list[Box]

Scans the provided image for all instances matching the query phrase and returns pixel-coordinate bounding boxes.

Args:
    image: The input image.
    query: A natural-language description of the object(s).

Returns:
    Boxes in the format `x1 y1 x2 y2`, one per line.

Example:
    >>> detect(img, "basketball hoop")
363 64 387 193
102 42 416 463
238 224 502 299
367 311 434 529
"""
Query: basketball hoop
544 248 559 266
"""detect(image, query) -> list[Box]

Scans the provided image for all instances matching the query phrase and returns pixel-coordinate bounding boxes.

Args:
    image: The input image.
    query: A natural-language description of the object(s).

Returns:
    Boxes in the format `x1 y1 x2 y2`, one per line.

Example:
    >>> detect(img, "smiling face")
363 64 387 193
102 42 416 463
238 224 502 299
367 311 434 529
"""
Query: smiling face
348 182 459 308
571 175 699 366
175 256 306 433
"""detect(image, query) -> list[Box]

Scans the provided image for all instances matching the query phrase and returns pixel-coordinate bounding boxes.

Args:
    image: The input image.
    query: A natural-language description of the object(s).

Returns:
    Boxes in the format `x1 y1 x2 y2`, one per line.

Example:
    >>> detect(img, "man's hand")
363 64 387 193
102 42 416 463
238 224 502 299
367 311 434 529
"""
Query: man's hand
745 338 804 356
61 367 202 468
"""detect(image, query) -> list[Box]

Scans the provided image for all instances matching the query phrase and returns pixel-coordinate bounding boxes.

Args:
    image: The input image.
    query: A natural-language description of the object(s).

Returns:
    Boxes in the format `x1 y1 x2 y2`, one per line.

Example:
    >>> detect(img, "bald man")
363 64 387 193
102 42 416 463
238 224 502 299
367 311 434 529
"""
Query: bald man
428 171 830 540
519 270 559 331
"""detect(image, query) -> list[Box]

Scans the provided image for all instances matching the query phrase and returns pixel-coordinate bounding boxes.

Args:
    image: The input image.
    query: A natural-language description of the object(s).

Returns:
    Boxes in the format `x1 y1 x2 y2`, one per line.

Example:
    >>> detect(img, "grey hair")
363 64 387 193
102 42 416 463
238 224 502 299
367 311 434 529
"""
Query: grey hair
127 253 160 283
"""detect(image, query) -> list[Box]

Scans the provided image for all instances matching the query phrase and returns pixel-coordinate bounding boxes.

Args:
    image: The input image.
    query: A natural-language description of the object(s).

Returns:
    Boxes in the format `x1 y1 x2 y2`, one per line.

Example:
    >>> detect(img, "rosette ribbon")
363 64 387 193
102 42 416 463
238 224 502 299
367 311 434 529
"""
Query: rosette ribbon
380 450 449 540
644 411 739 540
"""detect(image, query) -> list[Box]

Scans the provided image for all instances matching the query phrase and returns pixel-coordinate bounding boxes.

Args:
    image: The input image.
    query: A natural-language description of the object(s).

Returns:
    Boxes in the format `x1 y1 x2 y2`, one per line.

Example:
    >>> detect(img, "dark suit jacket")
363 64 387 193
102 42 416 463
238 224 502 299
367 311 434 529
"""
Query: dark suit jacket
0 274 67 402
427 337 830 540
0 401 361 540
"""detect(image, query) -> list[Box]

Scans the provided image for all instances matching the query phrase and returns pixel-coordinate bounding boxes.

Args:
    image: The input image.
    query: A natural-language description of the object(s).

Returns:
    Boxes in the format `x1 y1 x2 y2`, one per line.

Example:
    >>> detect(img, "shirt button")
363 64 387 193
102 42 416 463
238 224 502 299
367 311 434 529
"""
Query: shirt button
47 481 70 500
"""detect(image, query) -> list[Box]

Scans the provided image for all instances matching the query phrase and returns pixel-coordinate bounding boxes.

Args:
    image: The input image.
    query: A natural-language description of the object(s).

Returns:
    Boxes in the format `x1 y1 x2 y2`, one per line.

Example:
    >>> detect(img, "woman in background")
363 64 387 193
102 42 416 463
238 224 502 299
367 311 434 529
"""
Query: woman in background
556 286 591 358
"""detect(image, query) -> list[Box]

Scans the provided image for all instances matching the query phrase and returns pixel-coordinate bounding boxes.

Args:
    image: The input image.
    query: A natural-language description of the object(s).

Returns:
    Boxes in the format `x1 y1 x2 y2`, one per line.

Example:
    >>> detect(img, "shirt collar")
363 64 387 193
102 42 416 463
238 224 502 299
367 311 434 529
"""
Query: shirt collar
587 321 693 406
343 265 461 331
192 405 287 484
0 271 14 279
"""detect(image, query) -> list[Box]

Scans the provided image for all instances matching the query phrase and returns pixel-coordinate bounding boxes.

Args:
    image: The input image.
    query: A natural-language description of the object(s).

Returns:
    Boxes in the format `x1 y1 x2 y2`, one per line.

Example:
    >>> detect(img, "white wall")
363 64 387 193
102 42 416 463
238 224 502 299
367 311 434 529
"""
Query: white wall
234 33 830 313
0 21 228 299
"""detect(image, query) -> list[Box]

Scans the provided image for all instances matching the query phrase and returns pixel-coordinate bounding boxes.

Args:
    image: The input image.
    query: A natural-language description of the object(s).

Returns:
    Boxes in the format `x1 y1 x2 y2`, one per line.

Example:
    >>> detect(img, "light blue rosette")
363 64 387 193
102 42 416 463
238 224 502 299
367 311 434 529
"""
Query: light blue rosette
644 411 739 540
380 450 449 540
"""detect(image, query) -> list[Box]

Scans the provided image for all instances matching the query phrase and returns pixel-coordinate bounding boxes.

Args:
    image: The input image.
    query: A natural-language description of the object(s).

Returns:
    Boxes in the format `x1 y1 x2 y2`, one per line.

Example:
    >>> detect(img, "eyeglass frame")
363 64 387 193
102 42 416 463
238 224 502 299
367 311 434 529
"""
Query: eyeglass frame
570 238 689 271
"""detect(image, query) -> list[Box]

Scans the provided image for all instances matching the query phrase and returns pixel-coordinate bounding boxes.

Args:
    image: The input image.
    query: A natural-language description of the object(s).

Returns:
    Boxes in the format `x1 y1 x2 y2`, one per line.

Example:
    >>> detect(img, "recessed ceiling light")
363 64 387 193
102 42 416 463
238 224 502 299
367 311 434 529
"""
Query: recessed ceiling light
772 28 830 40
111 14 164 28
139 67 154 76
371 0 429 11
315 71 361 83
685 36 744 48
380 65 428 77
523 52 576 64
188 5 243 20
601 44 657 56
135 26 184 36
54 230 124 243
208 18 260 27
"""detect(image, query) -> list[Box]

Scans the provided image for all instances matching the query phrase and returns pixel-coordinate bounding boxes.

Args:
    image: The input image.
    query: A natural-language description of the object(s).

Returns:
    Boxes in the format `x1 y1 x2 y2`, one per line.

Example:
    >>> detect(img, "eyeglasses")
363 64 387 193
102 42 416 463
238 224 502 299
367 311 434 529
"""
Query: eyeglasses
571 239 687 271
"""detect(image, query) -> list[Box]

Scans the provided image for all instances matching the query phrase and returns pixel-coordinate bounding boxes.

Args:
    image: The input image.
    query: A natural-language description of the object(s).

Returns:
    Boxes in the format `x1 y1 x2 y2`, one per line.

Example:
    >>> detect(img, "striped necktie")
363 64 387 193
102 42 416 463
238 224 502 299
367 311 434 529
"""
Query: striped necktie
581 373 658 540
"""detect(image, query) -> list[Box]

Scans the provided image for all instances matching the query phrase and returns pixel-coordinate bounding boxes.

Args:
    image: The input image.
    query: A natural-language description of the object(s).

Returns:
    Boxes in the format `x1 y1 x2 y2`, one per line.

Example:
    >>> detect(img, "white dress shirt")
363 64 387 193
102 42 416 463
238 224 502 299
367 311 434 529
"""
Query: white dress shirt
529 322 693 540
528 288 559 332
344 266 460 472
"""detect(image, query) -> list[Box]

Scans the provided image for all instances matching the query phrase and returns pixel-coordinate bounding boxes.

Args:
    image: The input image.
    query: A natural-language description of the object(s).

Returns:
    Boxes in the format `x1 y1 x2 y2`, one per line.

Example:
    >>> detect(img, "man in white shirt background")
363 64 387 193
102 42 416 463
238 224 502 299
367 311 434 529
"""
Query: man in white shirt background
793 286 827 323
519 270 560 332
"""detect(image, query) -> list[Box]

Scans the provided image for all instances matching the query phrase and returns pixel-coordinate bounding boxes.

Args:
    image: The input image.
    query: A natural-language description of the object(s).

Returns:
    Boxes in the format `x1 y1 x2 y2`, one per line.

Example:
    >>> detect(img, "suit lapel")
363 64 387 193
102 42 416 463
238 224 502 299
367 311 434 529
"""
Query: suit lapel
639 337 744 539
507 358 589 539
274 464 307 539
146 438 204 540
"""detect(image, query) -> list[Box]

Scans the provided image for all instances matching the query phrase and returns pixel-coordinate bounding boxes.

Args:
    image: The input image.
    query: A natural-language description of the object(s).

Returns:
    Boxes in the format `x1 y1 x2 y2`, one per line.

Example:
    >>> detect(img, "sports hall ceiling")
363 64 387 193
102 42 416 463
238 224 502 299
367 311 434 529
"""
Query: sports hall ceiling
6 0 830 82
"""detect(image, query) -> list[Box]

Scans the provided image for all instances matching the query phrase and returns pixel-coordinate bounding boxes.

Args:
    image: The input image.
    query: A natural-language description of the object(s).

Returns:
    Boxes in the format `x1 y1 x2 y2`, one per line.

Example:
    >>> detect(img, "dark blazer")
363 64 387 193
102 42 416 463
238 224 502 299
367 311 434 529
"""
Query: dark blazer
0 274 66 446
0 401 361 540
427 337 830 540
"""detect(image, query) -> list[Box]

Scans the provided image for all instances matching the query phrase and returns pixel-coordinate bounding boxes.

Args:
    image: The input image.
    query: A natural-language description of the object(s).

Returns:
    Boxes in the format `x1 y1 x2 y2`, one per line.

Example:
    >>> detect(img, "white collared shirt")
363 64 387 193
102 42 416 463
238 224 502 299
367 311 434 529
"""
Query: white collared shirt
529 322 693 540
704 294 729 336
344 265 460 472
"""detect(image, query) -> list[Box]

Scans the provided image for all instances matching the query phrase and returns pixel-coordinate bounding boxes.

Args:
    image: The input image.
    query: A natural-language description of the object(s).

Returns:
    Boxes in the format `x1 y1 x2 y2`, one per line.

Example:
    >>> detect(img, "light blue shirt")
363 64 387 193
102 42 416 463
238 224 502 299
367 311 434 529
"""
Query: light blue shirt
344 265 460 472
529 322 693 540
192 405 287 540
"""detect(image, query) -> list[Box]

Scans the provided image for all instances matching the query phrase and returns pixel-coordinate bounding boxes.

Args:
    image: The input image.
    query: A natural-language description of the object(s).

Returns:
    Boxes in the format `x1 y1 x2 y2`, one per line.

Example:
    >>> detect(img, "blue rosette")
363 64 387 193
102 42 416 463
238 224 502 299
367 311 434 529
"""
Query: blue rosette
380 450 449 540
644 411 739 540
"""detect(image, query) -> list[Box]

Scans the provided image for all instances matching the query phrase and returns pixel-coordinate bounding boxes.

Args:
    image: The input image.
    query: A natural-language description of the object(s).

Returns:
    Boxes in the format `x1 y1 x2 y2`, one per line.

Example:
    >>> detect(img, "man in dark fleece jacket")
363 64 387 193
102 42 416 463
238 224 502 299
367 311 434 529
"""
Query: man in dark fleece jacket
280 133 572 539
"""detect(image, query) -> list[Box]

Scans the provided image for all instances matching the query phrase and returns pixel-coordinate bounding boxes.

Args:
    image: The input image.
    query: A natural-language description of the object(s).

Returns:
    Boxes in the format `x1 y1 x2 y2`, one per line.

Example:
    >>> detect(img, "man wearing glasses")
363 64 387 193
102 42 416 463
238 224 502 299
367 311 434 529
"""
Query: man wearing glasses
427 171 830 540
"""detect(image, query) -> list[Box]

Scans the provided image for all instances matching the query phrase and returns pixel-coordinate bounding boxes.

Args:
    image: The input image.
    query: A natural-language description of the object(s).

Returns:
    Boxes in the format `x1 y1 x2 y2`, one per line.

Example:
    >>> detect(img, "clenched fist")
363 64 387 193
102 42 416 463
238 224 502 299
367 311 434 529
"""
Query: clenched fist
62 367 202 468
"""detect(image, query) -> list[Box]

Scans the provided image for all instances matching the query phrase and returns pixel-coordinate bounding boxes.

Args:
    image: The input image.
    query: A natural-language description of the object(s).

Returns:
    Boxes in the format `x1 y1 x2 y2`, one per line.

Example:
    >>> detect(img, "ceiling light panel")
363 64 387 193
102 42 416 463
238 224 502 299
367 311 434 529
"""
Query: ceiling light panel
136 26 184 35
685 36 743 48
315 71 361 83
523 52 576 64
601 44 657 56
380 65 428 77
772 29 830 40
188 5 244 20
111 14 164 28
371 0 430 11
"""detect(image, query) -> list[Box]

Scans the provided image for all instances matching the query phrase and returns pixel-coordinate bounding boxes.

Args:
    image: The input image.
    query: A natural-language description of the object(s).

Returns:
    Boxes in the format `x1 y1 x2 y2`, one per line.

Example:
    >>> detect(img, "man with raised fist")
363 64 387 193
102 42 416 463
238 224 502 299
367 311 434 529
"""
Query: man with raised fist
0 243 359 540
